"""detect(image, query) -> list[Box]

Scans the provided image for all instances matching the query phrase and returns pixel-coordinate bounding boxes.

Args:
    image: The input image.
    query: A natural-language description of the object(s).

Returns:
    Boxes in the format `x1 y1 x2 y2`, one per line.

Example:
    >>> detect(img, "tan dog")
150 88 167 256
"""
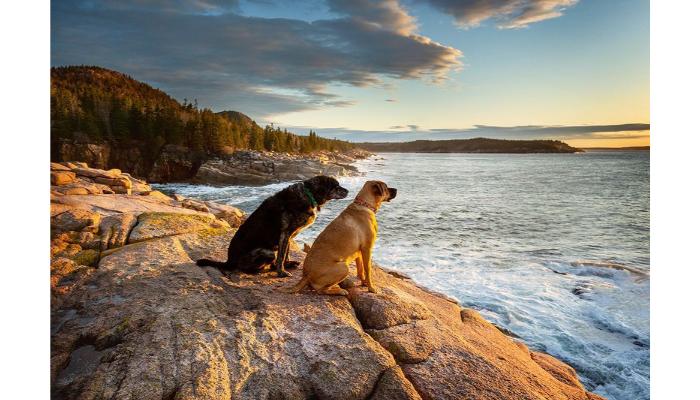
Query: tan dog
285 180 397 295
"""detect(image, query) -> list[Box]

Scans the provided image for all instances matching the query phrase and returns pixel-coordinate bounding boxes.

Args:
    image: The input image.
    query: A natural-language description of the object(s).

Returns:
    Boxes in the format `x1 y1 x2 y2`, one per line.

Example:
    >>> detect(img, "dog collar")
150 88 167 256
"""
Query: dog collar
303 185 319 210
353 198 377 213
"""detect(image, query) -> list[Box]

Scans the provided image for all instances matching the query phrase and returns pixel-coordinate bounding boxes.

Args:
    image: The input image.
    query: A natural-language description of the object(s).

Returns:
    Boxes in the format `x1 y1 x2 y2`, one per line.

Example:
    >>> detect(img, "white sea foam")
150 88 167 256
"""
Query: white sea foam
156 151 650 400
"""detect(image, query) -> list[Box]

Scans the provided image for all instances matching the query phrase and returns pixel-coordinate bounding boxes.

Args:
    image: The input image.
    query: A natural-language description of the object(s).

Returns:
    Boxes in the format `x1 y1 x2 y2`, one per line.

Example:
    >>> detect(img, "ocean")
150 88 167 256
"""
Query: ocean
155 151 650 400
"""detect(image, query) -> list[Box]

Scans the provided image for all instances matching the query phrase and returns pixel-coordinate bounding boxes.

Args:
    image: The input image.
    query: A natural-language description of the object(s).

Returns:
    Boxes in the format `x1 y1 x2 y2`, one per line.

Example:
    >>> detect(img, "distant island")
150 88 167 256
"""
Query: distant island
582 146 650 151
358 138 582 153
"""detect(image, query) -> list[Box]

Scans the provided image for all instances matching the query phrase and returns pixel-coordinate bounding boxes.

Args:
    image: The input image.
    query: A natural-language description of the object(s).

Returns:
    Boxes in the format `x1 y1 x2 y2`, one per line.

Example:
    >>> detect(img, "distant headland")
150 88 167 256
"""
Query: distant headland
357 138 583 153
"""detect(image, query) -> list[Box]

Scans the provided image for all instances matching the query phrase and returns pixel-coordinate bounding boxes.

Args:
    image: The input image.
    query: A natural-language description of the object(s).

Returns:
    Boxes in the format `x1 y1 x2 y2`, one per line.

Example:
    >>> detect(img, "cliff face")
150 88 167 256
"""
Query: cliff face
52 140 369 184
50 164 604 400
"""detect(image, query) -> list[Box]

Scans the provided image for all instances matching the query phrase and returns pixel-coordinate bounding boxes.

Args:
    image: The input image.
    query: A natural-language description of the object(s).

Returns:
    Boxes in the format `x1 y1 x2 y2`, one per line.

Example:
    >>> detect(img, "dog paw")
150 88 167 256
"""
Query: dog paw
367 286 378 294
277 269 292 278
284 260 301 269
338 289 349 296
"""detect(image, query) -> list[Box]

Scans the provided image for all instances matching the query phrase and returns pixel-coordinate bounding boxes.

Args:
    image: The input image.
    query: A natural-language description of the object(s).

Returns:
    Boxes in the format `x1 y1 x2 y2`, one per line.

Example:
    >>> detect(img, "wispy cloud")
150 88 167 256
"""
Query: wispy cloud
419 0 578 29
52 0 462 119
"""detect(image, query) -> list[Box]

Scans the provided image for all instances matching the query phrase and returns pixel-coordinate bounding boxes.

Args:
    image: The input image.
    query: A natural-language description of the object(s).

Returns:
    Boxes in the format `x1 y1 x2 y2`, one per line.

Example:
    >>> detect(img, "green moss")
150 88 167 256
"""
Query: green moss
138 212 213 226
71 249 100 267
195 226 231 238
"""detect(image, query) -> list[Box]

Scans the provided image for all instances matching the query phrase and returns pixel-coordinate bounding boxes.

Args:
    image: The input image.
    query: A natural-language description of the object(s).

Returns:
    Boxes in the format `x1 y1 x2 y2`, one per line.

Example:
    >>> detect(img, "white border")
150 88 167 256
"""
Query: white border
0 0 50 398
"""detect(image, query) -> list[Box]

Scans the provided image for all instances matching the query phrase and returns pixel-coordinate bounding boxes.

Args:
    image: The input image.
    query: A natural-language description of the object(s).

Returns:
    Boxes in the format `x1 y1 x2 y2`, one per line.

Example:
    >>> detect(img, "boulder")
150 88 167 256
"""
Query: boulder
127 212 229 243
51 162 72 171
204 201 245 228
181 198 210 213
110 185 132 195
369 366 422 400
122 173 152 194
51 209 101 233
93 176 132 189
366 321 436 364
73 167 122 179
51 171 76 186
52 179 106 195
58 231 100 250
98 213 138 250
348 286 432 330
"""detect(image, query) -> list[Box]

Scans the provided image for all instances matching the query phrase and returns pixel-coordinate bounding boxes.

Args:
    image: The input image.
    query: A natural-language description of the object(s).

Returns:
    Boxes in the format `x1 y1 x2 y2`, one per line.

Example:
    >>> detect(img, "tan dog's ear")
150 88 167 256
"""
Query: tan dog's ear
371 181 386 198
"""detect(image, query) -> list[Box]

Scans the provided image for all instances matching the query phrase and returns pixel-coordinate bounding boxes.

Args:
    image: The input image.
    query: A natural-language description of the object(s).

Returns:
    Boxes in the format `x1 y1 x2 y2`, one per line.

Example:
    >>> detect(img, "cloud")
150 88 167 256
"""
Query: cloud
326 0 416 35
52 0 462 119
282 123 650 142
420 0 578 29
389 124 420 130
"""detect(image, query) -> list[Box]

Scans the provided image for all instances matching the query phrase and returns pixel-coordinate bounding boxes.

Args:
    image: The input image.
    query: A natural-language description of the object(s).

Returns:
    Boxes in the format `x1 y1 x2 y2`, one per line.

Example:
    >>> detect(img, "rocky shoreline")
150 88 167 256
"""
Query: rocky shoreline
50 163 604 400
53 139 372 185
191 149 369 186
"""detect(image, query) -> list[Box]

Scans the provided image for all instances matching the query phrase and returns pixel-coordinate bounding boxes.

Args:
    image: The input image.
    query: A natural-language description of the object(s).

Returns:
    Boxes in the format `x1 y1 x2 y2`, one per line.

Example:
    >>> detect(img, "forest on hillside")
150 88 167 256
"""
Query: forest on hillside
358 138 582 153
51 66 354 158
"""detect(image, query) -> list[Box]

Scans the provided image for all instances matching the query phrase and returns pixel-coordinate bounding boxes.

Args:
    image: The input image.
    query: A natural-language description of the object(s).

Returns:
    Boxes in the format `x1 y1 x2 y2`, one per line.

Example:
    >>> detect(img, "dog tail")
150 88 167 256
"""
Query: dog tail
196 258 229 269
283 276 310 293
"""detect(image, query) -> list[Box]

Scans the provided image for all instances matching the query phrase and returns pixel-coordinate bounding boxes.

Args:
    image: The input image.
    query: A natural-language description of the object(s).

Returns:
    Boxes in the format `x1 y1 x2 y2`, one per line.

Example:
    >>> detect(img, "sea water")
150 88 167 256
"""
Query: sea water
155 151 650 400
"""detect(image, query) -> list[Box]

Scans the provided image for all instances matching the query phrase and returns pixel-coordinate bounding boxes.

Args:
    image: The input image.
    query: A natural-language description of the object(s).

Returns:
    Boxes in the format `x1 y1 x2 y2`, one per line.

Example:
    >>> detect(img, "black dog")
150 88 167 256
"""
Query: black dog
197 175 349 277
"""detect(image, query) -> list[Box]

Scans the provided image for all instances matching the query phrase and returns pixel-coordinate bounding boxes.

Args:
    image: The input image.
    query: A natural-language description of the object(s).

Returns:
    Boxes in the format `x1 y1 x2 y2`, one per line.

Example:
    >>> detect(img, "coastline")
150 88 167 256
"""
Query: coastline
50 161 605 399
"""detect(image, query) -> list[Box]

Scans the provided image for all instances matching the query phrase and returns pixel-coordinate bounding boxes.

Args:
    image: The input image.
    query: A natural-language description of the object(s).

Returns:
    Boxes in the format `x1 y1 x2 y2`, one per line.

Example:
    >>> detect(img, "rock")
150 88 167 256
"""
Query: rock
50 257 78 288
367 321 436 364
55 141 111 169
60 187 90 195
193 150 363 186
148 144 197 182
181 198 210 213
54 243 82 259
52 194 211 216
59 231 100 249
52 178 107 195
51 171 76 185
98 213 138 250
127 212 229 243
204 201 245 228
53 234 395 399
51 162 72 171
110 185 132 195
51 203 74 217
51 209 101 233
141 190 175 204
348 286 432 330
49 167 603 400
530 351 585 390
369 366 422 400
73 167 122 179
93 176 132 189
71 249 100 267
122 173 152 194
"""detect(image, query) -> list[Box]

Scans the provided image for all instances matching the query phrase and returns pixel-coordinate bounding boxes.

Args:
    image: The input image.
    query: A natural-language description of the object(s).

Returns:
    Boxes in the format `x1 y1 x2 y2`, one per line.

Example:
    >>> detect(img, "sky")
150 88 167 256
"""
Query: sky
51 0 649 147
